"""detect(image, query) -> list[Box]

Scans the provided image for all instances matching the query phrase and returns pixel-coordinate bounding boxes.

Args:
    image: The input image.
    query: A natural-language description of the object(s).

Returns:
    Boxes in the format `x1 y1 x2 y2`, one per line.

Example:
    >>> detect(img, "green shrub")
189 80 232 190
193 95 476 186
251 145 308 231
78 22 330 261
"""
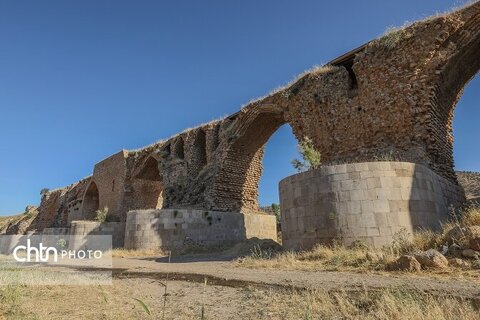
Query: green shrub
94 207 109 223
271 203 281 223
291 137 321 172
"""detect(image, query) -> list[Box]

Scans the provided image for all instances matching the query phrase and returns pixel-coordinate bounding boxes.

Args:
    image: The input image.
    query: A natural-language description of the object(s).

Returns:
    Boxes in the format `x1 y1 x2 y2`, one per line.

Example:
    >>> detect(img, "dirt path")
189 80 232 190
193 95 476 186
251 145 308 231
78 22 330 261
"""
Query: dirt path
111 256 480 299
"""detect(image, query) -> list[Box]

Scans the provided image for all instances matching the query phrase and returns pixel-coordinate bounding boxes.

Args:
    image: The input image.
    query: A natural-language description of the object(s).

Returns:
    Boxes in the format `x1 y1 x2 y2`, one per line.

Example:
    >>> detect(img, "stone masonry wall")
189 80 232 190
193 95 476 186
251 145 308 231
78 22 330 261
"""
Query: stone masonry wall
124 209 277 251
279 162 465 250
70 221 125 248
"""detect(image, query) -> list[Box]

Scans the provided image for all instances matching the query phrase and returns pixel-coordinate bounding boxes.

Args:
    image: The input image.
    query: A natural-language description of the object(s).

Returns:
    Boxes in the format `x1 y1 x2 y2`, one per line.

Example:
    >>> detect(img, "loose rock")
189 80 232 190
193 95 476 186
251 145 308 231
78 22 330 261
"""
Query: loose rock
447 258 471 268
462 249 480 259
469 237 480 251
389 255 421 272
414 249 448 269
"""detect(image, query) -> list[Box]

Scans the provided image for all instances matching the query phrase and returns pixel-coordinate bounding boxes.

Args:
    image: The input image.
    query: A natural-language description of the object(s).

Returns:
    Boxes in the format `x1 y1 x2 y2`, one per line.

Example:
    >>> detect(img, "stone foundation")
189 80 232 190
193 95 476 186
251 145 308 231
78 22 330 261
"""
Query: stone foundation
70 221 125 248
124 209 277 251
279 162 465 250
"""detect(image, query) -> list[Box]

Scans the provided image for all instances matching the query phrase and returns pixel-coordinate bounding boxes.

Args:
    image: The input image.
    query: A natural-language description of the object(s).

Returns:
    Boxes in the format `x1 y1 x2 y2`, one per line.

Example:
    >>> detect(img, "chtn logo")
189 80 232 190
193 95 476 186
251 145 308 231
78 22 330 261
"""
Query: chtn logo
12 239 104 263
13 239 58 262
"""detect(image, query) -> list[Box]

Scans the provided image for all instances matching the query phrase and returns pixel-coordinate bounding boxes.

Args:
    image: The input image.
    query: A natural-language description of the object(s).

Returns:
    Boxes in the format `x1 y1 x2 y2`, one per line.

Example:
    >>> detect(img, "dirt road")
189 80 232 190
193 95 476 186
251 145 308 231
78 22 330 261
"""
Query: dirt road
111 255 480 299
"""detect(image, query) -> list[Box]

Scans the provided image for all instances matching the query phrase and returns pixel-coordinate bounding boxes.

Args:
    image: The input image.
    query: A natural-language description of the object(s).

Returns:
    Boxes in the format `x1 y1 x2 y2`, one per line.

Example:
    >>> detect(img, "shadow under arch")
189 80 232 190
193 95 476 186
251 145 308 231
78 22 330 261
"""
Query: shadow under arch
189 129 207 176
127 156 164 213
81 181 100 220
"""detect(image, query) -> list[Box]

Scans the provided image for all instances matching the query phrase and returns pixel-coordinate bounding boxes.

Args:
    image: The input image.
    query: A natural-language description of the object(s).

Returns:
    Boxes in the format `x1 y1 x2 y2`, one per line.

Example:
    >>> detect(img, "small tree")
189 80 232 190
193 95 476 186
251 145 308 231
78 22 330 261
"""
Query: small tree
94 207 109 223
40 188 50 196
271 203 280 224
291 137 321 172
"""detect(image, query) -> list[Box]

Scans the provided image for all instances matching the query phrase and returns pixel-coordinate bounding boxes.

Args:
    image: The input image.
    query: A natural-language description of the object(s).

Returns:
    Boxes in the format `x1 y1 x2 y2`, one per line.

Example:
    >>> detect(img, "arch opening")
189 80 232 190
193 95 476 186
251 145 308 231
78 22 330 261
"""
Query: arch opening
82 181 99 220
174 137 185 159
429 27 480 182
453 74 480 203
190 129 207 175
131 156 164 210
212 110 296 214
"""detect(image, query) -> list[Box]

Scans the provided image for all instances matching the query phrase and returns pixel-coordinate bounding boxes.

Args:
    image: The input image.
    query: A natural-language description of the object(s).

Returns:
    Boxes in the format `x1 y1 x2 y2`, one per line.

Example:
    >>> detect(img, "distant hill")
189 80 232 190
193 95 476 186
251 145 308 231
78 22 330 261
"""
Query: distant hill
0 206 38 235
457 171 480 203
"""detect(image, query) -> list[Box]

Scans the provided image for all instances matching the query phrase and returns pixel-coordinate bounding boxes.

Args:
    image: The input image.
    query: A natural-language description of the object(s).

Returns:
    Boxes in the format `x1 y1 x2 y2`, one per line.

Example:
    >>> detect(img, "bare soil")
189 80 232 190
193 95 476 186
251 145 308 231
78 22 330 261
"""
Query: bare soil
111 255 480 299
1 253 479 319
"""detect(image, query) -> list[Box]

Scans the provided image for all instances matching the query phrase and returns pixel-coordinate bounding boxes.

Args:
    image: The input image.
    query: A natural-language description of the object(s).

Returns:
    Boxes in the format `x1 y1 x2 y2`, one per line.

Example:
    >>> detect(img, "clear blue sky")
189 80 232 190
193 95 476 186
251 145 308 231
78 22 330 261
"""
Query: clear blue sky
0 0 478 214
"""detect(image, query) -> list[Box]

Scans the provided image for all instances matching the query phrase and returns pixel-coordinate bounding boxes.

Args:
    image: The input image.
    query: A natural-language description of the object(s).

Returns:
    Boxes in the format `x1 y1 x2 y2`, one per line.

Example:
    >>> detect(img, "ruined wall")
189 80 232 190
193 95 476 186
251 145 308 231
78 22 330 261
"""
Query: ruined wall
32 2 479 229
30 177 91 232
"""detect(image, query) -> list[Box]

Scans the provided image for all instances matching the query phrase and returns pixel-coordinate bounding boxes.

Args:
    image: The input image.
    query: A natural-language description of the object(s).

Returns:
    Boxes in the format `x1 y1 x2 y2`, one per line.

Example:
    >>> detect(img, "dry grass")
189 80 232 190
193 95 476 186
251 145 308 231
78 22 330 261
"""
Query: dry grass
459 204 480 226
373 25 413 51
238 243 394 272
110 247 166 258
258 287 480 320
239 205 480 273
0 279 478 320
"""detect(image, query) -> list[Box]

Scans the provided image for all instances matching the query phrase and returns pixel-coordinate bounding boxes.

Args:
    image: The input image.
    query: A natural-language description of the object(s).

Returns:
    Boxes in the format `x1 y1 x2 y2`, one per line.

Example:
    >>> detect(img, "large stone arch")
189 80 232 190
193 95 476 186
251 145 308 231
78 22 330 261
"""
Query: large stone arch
81 181 99 220
210 105 289 213
425 4 480 181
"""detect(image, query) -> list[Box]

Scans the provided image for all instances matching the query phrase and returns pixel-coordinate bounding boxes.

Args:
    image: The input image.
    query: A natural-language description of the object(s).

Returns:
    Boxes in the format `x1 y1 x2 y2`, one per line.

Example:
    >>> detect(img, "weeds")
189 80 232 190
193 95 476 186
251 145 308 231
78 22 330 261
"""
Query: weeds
201 277 207 320
459 203 480 226
133 298 152 317
291 137 322 172
260 287 479 320
161 251 172 320
110 247 166 258
94 207 109 222
238 205 480 273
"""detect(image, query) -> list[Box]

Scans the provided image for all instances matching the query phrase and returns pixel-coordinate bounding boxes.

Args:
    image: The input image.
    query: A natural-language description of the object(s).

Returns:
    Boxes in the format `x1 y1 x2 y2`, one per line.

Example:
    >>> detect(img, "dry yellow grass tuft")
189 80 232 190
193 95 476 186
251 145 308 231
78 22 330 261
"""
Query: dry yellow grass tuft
460 204 480 226
1 279 478 319
238 243 395 272
239 205 480 273
259 287 480 320
110 248 166 258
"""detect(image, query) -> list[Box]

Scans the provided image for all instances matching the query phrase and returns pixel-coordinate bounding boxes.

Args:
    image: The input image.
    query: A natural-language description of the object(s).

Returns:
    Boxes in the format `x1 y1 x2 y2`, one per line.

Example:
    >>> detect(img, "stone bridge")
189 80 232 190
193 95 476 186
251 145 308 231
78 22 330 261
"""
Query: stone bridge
30 2 479 248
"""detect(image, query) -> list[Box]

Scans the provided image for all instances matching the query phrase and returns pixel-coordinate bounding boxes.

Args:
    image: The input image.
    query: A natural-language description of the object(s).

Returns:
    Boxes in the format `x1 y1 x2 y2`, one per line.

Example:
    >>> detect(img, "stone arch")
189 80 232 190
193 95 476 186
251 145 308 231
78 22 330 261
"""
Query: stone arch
189 129 207 175
130 156 164 210
173 137 185 159
426 5 480 182
81 181 99 220
210 106 290 213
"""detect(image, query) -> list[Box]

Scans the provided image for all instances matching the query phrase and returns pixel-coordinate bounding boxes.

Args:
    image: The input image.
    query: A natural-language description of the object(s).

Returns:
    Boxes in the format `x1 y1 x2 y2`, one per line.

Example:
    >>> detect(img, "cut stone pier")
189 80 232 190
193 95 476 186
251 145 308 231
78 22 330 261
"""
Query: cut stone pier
279 162 465 249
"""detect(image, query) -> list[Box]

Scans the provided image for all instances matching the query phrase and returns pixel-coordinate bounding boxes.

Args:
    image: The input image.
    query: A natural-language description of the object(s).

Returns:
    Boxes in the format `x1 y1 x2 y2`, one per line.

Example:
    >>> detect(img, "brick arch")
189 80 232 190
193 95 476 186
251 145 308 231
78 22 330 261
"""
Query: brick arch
210 106 291 213
425 3 480 181
129 156 164 211
81 180 99 220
